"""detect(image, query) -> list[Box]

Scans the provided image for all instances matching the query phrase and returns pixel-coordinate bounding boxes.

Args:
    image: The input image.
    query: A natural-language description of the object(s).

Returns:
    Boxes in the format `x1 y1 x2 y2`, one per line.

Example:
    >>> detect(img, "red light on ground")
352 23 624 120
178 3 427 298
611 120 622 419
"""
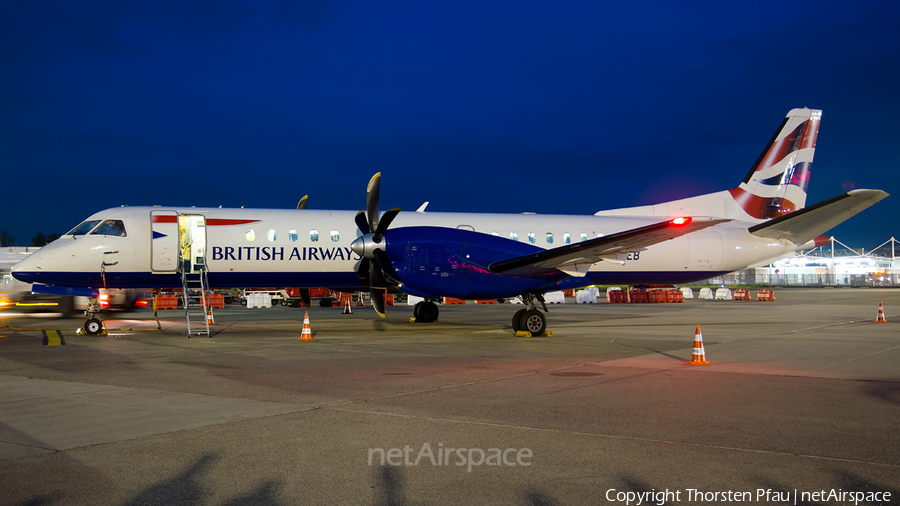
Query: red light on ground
99 293 109 307
670 217 692 226
135 300 150 307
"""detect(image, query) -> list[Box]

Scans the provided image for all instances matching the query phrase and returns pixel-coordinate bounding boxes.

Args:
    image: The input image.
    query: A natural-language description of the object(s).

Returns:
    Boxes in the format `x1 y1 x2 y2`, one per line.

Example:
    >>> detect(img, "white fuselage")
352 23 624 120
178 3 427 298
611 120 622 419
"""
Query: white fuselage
12 205 798 294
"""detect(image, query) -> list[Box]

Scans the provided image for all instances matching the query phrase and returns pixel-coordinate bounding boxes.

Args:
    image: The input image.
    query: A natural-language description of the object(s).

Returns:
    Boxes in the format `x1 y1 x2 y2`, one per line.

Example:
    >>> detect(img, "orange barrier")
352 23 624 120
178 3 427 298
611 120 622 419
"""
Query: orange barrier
733 289 751 301
338 292 353 308
685 325 712 366
607 290 629 303
385 294 394 306
154 294 178 310
629 289 648 303
665 289 684 303
648 290 667 303
475 299 498 304
204 293 225 309
563 289 575 297
756 289 776 301
443 297 466 305
299 311 314 341
875 302 888 323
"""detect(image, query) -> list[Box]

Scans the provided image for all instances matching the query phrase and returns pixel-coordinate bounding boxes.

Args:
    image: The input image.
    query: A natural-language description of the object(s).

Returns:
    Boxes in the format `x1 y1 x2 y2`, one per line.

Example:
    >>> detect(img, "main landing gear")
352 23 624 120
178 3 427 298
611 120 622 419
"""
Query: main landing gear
511 293 548 336
80 297 106 336
412 299 439 323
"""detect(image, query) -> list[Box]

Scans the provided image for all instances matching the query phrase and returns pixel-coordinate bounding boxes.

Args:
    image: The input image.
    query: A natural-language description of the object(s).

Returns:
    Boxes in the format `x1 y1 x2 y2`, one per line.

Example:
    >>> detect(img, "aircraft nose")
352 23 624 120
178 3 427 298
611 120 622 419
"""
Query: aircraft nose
11 252 40 283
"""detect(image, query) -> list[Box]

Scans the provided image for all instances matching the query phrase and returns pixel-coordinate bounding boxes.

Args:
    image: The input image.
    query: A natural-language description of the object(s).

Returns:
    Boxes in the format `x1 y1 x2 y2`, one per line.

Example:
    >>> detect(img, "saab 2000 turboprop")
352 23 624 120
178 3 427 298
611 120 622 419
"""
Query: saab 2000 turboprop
12 108 888 335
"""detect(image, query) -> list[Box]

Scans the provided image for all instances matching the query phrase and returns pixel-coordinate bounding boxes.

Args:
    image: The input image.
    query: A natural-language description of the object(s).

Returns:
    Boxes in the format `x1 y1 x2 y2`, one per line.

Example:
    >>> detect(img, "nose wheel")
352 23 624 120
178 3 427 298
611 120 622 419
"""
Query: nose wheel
79 296 107 336
83 317 104 335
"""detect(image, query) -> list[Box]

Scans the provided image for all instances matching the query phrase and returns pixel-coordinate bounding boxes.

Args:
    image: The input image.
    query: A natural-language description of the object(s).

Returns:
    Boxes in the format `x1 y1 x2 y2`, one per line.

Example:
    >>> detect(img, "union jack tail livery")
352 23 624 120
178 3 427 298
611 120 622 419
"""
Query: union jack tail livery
595 108 824 222
728 108 820 219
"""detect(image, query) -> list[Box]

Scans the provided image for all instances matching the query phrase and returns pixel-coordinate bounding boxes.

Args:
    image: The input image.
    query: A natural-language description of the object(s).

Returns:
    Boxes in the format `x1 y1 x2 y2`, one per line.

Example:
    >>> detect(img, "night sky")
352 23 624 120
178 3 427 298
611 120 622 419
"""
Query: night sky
3 1 899 249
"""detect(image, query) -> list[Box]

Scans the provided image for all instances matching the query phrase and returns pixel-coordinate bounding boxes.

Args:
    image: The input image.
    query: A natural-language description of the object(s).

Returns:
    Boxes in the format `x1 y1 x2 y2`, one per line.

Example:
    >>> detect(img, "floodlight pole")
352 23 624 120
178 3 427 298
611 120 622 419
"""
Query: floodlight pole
831 236 835 286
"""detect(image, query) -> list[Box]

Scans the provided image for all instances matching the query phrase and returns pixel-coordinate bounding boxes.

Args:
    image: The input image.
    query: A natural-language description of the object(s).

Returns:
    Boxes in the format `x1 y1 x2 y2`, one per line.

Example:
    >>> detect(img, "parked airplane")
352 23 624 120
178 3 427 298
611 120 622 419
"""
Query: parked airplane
12 108 887 335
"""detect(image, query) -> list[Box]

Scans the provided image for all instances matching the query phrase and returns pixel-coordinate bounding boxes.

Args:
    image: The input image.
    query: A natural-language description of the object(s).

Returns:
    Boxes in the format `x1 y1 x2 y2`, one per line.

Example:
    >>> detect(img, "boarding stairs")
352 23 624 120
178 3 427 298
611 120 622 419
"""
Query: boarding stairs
181 265 212 337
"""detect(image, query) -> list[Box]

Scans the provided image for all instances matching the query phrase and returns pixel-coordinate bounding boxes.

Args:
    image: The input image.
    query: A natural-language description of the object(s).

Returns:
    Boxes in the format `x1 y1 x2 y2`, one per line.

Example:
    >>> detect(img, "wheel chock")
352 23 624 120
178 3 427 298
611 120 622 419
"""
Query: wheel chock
541 330 555 337
408 317 418 323
515 330 532 337
76 327 108 336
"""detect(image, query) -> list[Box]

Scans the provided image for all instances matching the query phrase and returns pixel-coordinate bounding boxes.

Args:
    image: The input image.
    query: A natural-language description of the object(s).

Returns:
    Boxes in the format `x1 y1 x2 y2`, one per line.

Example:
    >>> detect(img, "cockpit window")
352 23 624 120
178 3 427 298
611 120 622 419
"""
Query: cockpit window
67 220 101 236
91 220 127 237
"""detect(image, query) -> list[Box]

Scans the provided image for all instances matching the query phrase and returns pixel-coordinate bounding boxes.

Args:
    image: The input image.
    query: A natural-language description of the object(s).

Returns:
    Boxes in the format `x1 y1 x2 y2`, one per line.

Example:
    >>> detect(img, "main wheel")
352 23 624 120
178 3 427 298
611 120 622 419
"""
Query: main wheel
413 301 422 320
84 318 103 335
518 310 546 335
512 308 527 331
417 301 439 323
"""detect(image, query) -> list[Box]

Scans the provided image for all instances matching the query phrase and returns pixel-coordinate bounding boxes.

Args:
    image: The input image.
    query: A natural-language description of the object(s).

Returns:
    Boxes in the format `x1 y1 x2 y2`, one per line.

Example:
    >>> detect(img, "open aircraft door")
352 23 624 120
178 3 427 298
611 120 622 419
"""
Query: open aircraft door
178 215 207 274
151 210 180 273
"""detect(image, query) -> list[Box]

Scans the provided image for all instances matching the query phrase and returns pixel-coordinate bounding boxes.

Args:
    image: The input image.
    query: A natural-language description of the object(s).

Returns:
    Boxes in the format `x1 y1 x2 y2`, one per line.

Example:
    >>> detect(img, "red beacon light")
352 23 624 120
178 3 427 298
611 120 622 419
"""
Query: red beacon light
670 217 692 226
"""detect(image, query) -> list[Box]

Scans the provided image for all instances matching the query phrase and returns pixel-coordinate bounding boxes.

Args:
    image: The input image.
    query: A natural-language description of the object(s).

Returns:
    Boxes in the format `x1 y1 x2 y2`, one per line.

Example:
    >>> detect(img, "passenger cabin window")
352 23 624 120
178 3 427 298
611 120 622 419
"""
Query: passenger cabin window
491 231 500 237
331 230 340 242
289 229 298 242
246 229 256 242
92 220 127 237
580 233 588 242
564 233 571 244
68 220 101 236
510 232 519 241
528 232 536 244
545 232 553 244
267 229 277 242
310 230 319 242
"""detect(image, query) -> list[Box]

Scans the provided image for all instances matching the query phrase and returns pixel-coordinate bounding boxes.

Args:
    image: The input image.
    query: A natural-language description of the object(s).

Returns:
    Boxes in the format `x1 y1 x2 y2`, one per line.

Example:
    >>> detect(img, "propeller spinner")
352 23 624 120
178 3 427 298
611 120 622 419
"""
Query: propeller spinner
349 173 401 317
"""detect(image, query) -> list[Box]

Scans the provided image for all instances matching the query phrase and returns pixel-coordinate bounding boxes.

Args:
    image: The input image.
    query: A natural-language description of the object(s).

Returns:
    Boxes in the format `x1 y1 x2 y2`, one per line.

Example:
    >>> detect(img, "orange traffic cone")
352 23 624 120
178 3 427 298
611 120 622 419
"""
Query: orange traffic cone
299 311 315 341
875 302 888 323
685 325 712 365
206 309 216 325
356 294 364 306
342 297 353 314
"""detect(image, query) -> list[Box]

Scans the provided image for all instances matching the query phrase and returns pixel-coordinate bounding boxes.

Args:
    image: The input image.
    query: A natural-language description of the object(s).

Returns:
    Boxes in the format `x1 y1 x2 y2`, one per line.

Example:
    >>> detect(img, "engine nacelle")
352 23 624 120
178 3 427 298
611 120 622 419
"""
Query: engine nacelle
383 226 564 299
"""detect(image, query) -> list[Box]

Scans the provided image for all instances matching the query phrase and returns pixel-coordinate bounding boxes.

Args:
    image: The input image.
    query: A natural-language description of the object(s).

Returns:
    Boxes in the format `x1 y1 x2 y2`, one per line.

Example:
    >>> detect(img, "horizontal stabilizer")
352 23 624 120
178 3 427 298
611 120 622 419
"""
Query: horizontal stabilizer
489 217 729 277
748 189 888 245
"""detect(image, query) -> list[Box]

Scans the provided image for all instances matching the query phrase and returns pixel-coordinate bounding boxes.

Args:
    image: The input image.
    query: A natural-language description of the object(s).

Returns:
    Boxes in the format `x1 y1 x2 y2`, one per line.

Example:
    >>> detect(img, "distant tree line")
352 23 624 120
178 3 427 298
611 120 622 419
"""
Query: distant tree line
0 230 62 247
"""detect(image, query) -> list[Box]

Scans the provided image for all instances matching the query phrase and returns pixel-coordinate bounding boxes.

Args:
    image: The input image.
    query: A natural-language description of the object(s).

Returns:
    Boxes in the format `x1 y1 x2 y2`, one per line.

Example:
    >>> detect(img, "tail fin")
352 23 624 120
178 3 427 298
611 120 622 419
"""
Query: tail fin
728 108 821 219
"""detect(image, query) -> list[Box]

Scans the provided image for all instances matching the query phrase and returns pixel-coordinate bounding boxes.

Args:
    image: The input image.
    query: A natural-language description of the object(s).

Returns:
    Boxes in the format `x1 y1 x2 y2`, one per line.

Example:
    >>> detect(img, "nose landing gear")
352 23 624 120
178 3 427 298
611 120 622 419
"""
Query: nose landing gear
78 297 107 336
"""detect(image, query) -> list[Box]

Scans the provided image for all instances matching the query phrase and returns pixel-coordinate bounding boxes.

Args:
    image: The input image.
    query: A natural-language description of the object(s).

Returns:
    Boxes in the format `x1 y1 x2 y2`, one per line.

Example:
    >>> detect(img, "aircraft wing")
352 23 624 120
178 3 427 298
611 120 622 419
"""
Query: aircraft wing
748 189 888 245
488 217 730 277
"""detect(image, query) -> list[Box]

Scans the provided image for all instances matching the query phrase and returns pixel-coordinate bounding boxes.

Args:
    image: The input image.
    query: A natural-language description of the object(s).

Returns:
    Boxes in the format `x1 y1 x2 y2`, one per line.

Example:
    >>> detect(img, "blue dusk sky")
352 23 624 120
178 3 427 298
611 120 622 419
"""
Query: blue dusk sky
2 0 898 248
